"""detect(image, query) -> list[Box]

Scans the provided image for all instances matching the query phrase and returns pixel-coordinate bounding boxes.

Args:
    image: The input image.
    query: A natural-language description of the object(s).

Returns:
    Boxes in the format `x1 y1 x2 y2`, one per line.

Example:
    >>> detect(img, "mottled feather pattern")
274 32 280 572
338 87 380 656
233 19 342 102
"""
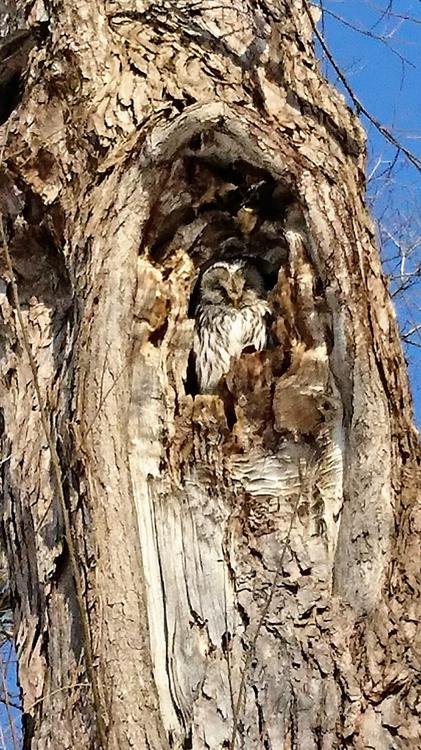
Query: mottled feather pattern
193 260 270 393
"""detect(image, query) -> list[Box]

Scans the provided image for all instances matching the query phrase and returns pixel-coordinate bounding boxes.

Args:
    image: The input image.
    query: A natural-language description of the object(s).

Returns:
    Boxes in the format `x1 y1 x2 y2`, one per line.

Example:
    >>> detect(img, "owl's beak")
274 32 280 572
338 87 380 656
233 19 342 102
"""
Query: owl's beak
227 277 244 307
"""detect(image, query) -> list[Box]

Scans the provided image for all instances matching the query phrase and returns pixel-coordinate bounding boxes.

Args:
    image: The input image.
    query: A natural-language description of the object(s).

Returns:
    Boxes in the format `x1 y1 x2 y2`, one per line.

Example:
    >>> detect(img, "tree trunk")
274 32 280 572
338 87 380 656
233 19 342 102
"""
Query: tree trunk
0 1 419 748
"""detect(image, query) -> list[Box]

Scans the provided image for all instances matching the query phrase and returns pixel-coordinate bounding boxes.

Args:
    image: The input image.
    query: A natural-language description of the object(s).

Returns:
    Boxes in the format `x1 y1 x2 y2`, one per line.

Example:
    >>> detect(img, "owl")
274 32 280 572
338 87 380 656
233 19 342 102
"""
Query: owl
193 259 271 393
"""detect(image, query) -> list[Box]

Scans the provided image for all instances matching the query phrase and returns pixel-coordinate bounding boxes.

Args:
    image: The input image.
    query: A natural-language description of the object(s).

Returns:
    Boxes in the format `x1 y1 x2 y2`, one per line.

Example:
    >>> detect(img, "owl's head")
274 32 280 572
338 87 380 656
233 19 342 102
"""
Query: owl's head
198 259 266 308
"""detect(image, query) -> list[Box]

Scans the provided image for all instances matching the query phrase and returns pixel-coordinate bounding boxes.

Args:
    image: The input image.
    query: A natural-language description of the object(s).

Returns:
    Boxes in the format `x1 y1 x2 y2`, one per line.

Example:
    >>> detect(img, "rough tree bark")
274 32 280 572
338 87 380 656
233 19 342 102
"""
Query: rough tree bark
0 1 420 748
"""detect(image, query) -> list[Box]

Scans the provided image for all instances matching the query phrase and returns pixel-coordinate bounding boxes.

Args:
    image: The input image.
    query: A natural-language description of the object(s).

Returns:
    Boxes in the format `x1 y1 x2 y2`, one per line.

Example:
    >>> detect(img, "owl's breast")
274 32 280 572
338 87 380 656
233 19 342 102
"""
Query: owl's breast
194 301 269 393
223 310 246 357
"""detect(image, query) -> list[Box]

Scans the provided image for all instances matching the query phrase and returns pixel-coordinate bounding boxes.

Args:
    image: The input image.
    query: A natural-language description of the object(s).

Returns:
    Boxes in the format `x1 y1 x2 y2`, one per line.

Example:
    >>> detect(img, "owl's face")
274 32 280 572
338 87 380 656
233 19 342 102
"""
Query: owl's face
199 260 266 309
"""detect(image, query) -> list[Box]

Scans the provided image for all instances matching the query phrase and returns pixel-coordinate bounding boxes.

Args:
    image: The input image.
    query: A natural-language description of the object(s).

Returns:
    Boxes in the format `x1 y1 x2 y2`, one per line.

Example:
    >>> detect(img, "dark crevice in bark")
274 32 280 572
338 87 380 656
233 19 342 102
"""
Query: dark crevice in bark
182 729 193 749
0 72 22 125
184 351 199 396
149 322 169 347
0 27 46 124
22 711 35 750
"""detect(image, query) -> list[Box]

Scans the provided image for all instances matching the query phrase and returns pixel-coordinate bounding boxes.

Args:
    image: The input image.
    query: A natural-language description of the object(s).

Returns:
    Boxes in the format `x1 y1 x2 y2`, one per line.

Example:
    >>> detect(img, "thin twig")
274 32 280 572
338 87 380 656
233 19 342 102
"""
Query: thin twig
25 682 90 713
365 1 421 26
304 0 421 173
321 7 412 67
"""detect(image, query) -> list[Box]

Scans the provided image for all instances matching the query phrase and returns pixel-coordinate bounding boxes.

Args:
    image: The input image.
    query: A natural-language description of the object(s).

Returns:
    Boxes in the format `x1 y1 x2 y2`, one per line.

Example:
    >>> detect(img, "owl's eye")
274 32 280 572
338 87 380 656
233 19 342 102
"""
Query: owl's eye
204 270 230 292
209 278 226 292
217 283 232 301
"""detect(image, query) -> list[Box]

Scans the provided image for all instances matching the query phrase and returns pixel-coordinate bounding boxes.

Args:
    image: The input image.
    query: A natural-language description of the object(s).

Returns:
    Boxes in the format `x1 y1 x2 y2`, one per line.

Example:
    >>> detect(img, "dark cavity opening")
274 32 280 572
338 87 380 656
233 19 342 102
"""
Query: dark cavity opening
143 146 298 399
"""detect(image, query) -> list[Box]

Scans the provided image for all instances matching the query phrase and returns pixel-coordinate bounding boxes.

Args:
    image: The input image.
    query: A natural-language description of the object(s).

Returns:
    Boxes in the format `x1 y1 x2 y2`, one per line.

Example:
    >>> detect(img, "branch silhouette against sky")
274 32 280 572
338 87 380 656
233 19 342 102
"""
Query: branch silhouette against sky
316 0 421 423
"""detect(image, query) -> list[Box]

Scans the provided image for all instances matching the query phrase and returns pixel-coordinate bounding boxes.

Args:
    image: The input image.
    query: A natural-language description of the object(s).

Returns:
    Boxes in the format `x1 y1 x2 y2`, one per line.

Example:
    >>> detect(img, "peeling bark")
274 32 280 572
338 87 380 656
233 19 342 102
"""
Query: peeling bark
0 1 419 749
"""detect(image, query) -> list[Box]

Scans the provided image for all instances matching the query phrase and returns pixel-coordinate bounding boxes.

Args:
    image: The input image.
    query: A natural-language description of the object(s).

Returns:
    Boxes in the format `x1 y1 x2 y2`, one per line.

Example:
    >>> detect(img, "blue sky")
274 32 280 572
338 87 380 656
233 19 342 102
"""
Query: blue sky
0 642 21 750
318 0 421 425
